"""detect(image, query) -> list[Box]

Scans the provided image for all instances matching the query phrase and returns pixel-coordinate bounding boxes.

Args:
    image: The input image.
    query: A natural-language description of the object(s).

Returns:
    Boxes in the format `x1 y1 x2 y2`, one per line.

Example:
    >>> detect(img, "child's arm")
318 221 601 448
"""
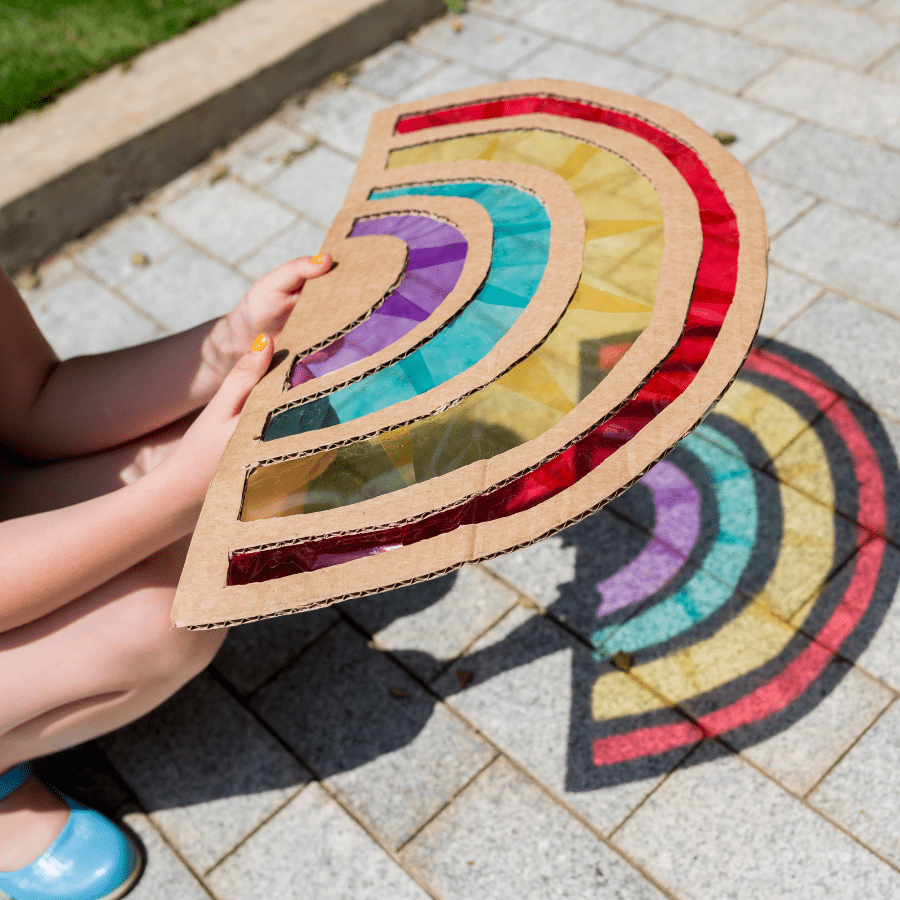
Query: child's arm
0 256 330 460
0 337 273 631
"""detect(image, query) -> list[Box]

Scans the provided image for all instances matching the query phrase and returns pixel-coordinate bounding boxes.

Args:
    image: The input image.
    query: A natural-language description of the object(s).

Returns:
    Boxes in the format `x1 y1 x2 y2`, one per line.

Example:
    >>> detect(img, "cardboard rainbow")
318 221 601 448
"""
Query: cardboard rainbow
172 79 768 629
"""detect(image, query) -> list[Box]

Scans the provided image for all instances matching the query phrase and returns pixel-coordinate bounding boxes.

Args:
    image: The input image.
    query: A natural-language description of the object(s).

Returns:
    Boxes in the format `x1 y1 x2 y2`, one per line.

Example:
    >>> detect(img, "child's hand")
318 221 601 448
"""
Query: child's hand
199 254 332 391
155 333 275 524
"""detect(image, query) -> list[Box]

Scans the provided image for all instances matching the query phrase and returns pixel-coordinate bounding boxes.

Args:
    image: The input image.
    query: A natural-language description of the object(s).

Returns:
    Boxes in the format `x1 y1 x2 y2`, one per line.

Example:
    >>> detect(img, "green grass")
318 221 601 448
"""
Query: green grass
0 0 248 125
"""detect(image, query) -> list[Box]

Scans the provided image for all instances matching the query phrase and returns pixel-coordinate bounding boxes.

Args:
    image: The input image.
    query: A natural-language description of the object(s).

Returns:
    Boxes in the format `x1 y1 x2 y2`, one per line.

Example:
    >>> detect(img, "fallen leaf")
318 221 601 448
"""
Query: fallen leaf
131 251 150 267
209 164 230 184
456 669 473 689
389 687 410 699
714 131 737 145
611 650 633 671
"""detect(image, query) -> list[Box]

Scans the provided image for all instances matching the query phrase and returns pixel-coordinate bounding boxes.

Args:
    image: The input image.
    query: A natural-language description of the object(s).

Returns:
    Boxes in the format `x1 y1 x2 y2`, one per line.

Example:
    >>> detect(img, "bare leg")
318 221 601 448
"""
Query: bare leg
0 419 226 870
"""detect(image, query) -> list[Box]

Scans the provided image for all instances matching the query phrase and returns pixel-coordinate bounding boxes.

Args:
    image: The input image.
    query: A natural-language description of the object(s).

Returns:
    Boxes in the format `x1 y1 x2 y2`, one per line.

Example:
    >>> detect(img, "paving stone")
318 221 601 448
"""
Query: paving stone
645 77 795 163
743 1 900 68
772 205 900 314
75 215 183 287
810 698 900 865
507 40 664 94
470 0 541 15
411 13 550 74
237 218 328 281
746 58 900 140
26 272 163 358
625 20 782 92
341 565 519 681
401 756 667 900
884 121 900 150
354 41 444 98
434 605 702 835
873 44 900 82
262 145 357 227
395 61 497 102
750 174 817 237
615 741 899 898
622 0 773 28
122 814 211 900
739 659 893 795
159 180 296 263
812 540 900 690
756 125 900 223
206 784 430 900
870 0 900 19
252 622 495 848
212 606 339 695
483 508 655 642
520 0 660 52
100 673 308 873
758 262 823 336
281 83 388 156
219 120 316 186
118 246 250 332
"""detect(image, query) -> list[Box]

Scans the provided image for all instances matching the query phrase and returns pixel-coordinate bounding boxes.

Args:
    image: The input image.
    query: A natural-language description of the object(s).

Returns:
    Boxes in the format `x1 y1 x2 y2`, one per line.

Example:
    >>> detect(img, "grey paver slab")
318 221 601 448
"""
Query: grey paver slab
101 673 308 873
615 742 900 898
411 13 550 74
811 699 900 865
123 814 211 900
470 0 539 15
746 57 900 140
159 179 296 263
739 659 893 795
213 606 339 695
772 205 900 315
884 122 900 150
507 40 664 94
483 509 653 642
75 215 183 287
395 61 496 102
206 784 430 900
354 41 444 98
401 757 666 900
645 77 795 163
219 120 316 186
873 44 900 81
237 218 328 281
26 272 163 359
871 0 900 19
280 83 388 156
625 20 783 91
341 565 519 681
754 125 900 224
750 173 816 236
252 622 495 848
262 145 357 227
628 0 773 27
820 541 900 690
435 605 701 835
743 1 900 68
520 0 660 51
758 262 823 336
118 246 250 332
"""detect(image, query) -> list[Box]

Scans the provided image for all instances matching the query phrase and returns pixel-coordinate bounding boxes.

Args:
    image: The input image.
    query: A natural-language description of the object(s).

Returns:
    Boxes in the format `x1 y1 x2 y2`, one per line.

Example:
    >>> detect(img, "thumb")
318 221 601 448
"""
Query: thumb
213 333 274 417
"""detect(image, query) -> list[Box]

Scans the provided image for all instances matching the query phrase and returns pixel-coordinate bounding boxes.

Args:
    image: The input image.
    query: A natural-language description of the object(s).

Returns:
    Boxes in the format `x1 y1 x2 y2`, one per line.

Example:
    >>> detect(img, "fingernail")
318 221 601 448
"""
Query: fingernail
311 254 326 265
251 334 268 352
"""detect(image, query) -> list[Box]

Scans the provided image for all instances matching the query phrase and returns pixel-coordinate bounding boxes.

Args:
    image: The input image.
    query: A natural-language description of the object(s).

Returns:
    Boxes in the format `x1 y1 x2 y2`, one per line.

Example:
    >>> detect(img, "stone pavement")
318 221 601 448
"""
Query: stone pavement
9 0 900 897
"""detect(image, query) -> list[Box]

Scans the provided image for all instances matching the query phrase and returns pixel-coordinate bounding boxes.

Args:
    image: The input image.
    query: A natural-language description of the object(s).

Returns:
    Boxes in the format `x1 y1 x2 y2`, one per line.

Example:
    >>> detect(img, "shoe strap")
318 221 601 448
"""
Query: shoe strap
0 762 32 800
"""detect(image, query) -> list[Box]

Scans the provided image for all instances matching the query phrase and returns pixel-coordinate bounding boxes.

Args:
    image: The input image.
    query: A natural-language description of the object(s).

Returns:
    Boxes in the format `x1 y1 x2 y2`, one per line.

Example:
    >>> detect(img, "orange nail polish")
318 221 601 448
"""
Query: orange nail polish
311 254 326 265
251 334 268 352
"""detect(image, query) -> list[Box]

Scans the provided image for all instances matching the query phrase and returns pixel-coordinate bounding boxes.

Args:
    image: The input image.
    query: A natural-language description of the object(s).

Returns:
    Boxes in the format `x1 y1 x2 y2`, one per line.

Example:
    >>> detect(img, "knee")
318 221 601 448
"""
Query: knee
114 586 227 691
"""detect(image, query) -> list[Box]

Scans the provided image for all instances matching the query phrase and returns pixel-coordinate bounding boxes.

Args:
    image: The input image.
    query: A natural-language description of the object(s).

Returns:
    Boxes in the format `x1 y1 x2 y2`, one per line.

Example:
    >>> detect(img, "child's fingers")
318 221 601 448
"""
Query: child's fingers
256 254 332 295
212 333 274 417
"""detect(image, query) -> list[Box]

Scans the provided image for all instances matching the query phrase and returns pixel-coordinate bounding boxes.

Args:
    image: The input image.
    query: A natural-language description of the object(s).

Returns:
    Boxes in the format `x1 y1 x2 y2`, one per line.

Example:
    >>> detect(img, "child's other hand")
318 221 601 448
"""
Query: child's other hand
202 254 332 385
156 333 275 523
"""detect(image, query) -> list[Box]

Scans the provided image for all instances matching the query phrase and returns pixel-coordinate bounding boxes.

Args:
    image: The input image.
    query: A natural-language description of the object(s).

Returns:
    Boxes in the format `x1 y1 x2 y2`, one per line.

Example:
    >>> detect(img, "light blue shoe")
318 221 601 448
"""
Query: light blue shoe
0 762 142 900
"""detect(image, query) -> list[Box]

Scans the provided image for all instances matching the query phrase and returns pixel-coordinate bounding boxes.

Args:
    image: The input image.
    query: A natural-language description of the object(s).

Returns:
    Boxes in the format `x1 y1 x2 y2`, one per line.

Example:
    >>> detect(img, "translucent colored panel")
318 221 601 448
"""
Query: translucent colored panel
242 137 663 520
288 214 467 387
229 99 740 584
264 181 550 441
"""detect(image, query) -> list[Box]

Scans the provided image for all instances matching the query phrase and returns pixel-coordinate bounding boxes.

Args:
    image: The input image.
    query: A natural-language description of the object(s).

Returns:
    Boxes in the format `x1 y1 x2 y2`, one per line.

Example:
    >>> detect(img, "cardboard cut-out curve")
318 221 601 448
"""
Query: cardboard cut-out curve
172 79 768 629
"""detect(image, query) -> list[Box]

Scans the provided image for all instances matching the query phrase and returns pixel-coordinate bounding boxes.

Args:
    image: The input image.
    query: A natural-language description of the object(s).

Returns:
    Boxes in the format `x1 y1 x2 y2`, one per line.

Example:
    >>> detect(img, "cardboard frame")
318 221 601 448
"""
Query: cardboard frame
172 79 768 629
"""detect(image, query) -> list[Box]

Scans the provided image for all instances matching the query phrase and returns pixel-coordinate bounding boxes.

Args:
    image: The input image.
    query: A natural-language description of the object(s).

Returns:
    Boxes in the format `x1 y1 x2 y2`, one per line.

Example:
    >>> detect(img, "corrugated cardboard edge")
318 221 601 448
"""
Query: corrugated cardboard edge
173 78 768 629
